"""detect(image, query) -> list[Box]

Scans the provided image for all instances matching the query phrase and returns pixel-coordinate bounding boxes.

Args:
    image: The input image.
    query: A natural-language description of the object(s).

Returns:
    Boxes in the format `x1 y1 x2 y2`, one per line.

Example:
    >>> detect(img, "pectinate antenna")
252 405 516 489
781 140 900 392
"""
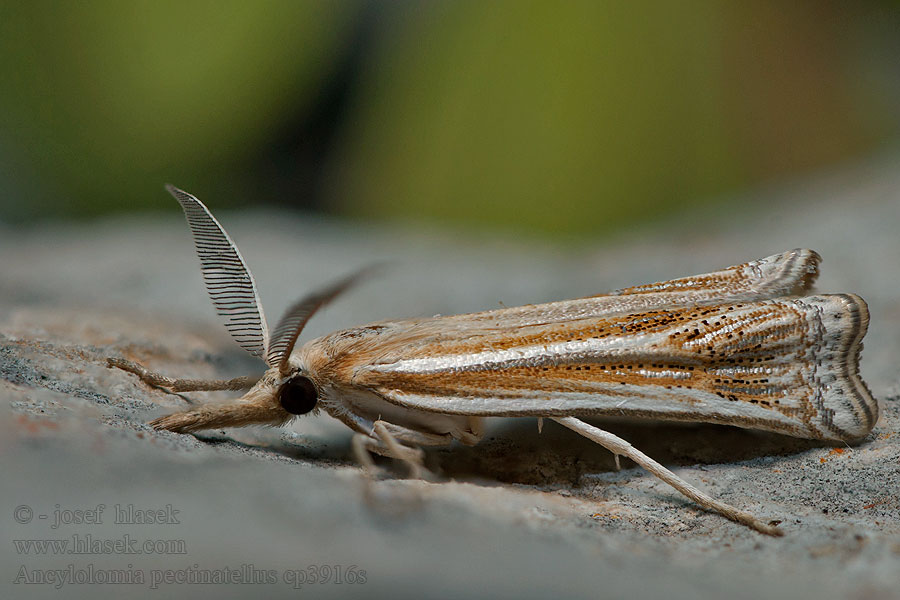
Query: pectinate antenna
166 185 269 360
267 267 377 373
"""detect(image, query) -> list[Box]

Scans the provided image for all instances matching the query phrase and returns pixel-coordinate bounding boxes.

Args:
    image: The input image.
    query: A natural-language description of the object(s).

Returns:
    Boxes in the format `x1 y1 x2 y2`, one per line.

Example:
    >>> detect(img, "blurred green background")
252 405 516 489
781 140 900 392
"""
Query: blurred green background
1 0 898 237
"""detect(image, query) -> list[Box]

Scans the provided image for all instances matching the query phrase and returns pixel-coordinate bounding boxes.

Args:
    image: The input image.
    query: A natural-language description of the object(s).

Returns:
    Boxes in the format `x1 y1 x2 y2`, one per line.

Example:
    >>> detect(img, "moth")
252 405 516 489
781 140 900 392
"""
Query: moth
110 186 878 536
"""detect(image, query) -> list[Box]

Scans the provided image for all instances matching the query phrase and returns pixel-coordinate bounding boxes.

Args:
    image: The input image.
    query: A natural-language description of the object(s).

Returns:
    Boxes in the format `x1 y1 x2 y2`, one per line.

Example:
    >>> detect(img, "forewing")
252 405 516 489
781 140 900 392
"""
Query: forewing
167 185 269 359
606 247 820 301
433 248 821 329
350 293 875 443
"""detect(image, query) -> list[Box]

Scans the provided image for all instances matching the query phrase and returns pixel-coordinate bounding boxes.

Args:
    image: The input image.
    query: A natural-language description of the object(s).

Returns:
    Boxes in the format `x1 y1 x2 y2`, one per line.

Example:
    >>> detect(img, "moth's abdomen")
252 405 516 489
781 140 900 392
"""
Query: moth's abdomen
358 296 877 443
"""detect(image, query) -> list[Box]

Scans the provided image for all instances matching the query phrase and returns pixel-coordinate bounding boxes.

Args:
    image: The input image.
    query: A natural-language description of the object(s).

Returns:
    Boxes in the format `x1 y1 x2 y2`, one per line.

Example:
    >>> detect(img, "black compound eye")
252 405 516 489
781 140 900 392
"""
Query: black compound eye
278 376 318 415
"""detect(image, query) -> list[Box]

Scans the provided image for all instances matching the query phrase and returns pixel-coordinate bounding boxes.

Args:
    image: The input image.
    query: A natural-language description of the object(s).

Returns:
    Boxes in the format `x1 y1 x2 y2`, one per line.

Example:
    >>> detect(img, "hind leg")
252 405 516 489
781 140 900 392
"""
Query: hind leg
552 416 783 536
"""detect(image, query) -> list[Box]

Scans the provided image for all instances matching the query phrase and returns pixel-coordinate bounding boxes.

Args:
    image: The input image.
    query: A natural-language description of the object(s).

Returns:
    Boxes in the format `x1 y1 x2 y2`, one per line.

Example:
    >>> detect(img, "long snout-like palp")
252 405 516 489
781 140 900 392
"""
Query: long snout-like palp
149 388 290 433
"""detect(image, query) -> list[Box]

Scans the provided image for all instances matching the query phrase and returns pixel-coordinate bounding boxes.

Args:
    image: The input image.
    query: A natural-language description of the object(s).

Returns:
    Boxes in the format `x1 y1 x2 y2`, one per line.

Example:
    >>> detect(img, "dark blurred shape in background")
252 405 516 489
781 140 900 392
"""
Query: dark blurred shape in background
1 1 898 236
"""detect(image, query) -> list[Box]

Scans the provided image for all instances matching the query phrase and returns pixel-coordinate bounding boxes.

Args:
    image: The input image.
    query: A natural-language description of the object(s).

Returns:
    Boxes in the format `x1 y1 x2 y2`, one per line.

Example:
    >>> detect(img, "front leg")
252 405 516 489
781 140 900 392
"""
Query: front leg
107 357 260 393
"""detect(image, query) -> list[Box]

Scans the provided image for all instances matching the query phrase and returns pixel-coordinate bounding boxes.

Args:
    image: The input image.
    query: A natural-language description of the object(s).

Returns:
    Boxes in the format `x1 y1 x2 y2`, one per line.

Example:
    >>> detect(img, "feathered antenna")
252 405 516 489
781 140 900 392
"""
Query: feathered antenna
166 185 269 359
267 267 377 373
169 185 376 370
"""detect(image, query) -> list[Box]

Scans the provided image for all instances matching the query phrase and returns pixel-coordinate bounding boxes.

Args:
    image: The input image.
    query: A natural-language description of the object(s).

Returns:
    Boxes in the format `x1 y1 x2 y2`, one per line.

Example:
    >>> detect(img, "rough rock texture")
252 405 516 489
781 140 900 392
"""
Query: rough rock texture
2 156 899 599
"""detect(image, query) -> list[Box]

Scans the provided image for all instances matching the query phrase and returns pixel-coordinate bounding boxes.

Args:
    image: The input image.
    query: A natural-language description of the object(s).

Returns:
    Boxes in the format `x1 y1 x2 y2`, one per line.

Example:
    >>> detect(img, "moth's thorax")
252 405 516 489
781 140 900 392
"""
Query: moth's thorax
292 323 483 443
293 321 417 381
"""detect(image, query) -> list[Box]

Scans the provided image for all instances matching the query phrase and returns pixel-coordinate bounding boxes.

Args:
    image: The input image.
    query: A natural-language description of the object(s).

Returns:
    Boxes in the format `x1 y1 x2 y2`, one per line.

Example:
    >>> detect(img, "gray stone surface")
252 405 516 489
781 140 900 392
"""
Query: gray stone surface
2 155 899 599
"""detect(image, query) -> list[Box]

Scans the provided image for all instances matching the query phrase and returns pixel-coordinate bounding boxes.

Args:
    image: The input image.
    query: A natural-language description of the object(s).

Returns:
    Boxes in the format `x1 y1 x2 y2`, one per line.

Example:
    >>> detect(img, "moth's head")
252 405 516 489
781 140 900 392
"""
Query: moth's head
151 186 373 435
149 367 322 433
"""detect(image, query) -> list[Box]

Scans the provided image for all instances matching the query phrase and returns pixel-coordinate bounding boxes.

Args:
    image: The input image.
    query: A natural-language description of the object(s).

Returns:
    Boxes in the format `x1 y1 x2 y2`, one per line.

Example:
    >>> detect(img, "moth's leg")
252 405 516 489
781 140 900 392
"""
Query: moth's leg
540 417 624 468
552 416 783 537
350 421 446 480
107 358 260 393
351 432 425 481
376 421 429 479
376 421 453 448
351 430 431 515
351 433 381 477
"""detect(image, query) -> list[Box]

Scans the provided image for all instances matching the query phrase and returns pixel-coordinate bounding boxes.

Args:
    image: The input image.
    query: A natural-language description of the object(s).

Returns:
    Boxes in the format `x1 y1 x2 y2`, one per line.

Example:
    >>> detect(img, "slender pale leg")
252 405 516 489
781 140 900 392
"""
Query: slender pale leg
552 417 783 536
351 420 454 480
352 422 426 479
108 357 260 393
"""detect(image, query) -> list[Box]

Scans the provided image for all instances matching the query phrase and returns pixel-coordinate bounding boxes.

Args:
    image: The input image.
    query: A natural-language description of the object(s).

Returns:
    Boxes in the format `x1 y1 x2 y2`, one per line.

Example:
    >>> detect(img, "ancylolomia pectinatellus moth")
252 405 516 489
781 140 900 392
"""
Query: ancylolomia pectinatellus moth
109 186 878 536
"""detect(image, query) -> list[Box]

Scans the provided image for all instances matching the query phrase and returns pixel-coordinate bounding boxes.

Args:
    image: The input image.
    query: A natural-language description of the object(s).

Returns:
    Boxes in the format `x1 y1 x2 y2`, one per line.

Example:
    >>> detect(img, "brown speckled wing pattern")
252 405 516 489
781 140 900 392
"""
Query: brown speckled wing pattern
323 249 876 442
